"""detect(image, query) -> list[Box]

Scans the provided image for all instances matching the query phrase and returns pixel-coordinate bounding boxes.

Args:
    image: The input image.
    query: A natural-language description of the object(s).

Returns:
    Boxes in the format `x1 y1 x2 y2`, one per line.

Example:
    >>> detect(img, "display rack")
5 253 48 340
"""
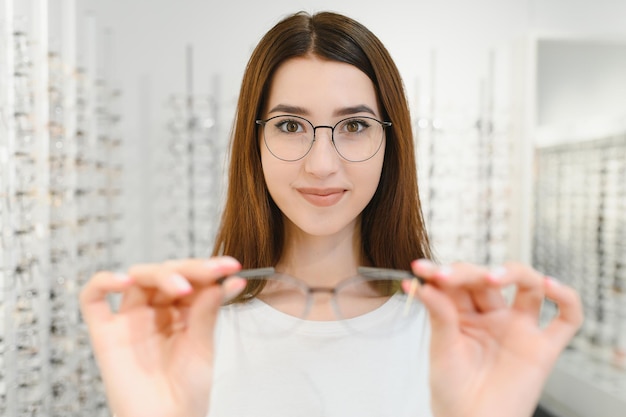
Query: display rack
535 133 626 417
156 46 224 260
414 49 515 267
0 1 123 415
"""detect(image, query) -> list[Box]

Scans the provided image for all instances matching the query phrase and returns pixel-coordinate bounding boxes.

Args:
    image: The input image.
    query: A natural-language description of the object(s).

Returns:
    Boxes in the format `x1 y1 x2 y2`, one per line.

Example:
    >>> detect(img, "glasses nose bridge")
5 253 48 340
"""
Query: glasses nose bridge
311 124 335 142
308 286 339 310
308 286 337 295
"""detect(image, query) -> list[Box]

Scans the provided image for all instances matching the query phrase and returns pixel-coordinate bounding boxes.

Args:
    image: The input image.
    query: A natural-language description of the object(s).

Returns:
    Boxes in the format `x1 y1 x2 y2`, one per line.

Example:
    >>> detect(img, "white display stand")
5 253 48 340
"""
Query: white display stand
0 1 123 415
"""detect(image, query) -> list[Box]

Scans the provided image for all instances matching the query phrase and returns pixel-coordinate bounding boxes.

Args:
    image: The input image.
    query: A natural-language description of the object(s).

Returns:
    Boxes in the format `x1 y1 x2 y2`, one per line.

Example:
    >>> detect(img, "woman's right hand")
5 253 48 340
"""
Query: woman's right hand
79 256 246 417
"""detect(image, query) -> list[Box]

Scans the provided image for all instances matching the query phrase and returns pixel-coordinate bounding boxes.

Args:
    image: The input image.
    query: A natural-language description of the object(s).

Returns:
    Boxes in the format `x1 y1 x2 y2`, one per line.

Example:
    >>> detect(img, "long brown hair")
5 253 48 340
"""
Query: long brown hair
212 11 431 274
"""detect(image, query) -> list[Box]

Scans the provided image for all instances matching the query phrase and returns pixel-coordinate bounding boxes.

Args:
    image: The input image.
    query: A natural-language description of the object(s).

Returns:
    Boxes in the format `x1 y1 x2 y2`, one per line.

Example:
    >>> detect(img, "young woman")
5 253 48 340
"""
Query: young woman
79 11 583 417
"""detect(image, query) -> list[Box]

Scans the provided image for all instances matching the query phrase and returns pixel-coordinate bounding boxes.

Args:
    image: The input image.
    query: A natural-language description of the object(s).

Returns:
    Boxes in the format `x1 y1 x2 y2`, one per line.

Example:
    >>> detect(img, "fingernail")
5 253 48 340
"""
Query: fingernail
545 276 560 287
435 265 452 280
114 272 131 282
401 278 421 295
206 257 240 269
487 266 507 282
413 259 437 273
170 274 193 293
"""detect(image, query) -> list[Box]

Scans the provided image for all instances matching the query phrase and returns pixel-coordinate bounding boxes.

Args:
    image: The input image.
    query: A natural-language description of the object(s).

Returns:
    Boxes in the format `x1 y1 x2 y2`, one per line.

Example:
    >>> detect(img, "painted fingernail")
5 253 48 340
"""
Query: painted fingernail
487 266 507 282
171 274 193 293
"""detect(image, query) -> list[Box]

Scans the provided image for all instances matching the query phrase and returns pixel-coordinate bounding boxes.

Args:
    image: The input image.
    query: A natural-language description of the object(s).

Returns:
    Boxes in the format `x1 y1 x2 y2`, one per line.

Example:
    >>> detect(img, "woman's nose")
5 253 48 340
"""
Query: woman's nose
304 127 341 177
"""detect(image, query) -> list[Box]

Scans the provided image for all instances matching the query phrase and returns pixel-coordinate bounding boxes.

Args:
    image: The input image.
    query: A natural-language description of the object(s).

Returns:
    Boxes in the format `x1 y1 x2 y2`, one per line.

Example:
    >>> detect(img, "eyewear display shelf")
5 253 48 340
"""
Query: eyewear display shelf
416 110 514 267
158 93 223 260
0 1 123 416
415 49 516 268
534 134 626 417
156 48 225 261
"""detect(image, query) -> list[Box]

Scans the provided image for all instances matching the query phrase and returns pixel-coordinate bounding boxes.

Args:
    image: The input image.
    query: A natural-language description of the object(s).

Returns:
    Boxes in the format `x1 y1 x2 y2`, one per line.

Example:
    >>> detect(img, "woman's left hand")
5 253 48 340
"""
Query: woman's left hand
409 260 583 417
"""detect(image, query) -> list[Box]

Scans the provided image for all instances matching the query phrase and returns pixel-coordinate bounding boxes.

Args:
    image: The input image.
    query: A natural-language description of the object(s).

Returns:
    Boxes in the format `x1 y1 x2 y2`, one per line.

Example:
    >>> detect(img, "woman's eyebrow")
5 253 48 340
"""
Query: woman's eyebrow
333 105 377 117
267 104 309 115
267 104 377 117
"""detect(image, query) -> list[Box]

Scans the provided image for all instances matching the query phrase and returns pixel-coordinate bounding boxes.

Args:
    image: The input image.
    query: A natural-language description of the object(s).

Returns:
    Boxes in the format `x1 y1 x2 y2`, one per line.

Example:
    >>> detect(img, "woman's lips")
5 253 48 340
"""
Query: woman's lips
297 188 346 207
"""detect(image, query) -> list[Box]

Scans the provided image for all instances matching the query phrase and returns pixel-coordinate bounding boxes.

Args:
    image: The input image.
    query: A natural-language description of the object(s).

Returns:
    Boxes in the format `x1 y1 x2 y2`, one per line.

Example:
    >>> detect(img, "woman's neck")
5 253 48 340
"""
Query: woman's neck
277 220 362 287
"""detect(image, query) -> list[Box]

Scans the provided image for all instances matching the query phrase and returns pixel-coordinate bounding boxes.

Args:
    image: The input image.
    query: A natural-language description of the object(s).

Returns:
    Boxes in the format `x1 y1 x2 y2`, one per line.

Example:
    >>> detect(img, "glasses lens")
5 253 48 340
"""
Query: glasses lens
226 273 310 338
263 115 313 161
334 275 421 337
255 274 310 317
333 117 384 162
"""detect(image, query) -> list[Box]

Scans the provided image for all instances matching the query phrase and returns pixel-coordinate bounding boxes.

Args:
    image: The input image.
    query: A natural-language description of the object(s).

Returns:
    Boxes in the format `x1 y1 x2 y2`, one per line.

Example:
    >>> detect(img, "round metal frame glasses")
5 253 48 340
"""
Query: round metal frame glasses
256 114 392 162
219 267 424 337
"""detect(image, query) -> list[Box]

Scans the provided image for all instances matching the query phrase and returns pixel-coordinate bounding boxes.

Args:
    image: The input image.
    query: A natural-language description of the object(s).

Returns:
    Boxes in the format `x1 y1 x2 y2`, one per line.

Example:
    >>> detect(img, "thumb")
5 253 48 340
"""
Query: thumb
418 284 460 350
186 286 223 352
187 278 247 350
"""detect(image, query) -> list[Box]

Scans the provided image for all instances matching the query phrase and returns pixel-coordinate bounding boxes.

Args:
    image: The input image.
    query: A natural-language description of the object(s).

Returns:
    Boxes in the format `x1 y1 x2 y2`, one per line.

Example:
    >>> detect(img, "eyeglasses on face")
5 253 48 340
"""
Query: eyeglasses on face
220 266 423 338
256 115 392 162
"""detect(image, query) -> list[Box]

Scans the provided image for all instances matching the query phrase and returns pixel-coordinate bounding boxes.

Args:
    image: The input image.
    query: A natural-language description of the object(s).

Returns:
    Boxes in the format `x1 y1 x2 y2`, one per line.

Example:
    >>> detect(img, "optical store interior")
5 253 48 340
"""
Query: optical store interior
1 0 626 416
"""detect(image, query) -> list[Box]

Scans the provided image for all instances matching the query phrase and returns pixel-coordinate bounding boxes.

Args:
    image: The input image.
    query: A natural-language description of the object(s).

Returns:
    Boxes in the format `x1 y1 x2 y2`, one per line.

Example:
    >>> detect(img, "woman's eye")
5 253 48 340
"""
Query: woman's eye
343 119 368 133
277 120 301 133
346 121 361 132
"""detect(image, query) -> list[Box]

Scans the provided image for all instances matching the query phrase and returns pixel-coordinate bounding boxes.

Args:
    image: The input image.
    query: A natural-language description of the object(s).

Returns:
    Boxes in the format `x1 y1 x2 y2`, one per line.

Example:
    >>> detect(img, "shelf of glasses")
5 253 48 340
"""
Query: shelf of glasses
540 348 626 417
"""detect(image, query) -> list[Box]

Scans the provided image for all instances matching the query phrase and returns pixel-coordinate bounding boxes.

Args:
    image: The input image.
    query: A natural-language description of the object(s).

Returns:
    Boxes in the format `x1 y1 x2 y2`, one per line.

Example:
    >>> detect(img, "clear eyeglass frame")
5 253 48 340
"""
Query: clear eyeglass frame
221 266 423 338
256 114 392 162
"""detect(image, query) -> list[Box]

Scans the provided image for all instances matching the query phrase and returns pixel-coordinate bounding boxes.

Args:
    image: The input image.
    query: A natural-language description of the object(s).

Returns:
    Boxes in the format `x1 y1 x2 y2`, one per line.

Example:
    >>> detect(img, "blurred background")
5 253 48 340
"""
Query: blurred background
0 0 625 416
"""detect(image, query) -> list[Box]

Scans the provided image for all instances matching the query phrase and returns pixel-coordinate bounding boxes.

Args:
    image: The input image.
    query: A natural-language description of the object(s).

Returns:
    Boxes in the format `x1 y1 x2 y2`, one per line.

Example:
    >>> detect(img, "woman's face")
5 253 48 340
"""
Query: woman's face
260 55 386 238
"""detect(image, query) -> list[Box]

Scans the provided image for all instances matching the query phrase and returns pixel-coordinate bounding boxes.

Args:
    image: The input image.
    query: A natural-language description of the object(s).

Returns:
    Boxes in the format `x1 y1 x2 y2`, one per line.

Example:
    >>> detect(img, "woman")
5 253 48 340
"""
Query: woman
79 11 583 417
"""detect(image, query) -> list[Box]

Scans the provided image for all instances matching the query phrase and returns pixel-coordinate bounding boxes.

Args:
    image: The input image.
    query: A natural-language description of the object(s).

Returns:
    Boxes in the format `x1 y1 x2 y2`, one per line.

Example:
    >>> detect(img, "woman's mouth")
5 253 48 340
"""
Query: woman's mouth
297 188 346 207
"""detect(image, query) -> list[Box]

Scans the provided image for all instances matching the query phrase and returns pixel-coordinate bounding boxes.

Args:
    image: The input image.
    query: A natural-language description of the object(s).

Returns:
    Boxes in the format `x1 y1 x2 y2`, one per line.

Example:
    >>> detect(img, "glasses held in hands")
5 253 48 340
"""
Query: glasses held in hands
221 267 423 338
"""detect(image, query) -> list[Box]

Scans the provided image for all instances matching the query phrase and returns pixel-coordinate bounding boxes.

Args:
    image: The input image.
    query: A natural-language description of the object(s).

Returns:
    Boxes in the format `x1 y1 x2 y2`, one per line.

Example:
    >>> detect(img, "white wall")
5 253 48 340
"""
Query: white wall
530 0 626 145
531 0 626 36
537 40 626 131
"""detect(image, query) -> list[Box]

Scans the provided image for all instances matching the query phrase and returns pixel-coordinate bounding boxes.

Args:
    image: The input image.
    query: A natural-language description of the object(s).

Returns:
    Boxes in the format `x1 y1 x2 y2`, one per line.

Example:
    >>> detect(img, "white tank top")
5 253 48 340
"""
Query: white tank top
209 295 433 417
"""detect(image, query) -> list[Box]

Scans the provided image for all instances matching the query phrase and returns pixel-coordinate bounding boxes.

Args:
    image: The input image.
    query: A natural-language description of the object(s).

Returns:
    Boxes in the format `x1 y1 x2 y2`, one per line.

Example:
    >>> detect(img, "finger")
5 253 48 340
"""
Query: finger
405 281 460 350
121 263 194 309
470 286 507 313
449 263 508 313
489 262 545 318
412 259 491 288
163 256 242 282
120 257 242 310
412 259 487 313
79 271 134 325
127 255 236 291
543 277 583 346
444 288 475 313
187 277 247 350
117 285 155 311
128 256 241 292
411 258 446 282
187 286 223 352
